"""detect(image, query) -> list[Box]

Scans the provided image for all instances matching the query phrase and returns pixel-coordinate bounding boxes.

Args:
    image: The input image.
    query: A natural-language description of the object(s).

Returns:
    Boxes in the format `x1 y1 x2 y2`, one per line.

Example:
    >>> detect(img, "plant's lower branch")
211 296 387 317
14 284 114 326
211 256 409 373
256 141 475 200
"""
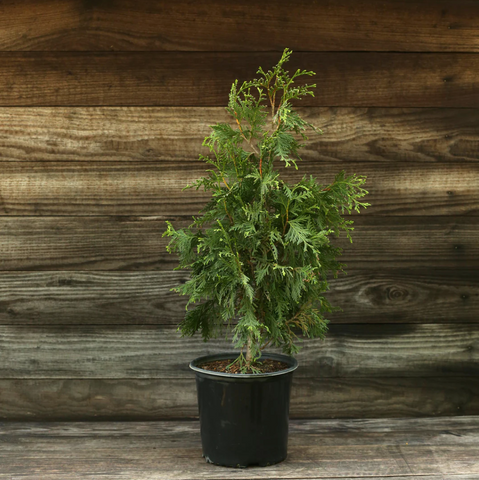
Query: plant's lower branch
260 339 272 351
245 332 253 365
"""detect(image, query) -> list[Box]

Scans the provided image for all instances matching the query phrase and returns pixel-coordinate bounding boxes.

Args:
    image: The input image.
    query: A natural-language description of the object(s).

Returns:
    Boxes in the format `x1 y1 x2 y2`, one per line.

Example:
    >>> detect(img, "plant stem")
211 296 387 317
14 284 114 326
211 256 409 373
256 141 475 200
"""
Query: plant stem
223 200 234 224
245 332 253 366
260 338 272 351
282 199 290 236
234 110 259 155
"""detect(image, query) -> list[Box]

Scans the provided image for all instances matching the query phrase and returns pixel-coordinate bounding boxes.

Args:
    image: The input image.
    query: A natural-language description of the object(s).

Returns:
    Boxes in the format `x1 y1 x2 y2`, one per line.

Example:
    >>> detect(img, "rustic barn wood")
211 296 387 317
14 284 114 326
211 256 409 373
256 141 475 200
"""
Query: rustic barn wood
0 215 171 271
0 0 478 53
0 323 476 379
0 376 477 420
1 107 477 216
0 269 476 325
0 272 188 325
0 0 478 428
2 107 478 164
0 160 477 216
326 268 479 324
0 216 475 271
0 53 478 107
2 415 478 443
0 418 478 478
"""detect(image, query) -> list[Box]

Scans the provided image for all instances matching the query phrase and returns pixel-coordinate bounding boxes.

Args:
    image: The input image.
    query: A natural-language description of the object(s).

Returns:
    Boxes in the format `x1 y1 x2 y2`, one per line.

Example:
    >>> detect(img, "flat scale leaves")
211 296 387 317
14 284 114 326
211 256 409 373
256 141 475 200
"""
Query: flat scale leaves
163 49 369 369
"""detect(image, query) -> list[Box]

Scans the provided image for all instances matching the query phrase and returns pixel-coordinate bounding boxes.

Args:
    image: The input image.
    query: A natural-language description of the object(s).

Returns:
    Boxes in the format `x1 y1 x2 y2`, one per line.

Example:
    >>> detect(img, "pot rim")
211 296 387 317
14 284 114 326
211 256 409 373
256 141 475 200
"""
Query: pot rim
189 352 298 379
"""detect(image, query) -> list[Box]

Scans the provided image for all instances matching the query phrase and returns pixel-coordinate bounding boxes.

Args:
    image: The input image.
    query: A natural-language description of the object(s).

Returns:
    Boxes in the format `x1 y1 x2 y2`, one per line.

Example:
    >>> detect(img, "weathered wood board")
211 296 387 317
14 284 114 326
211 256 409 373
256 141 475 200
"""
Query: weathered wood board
0 216 475 270
3 415 479 441
0 323 476 379
0 0 478 424
2 107 478 164
1 0 478 52
0 107 477 216
0 376 477 420
0 269 476 325
0 418 478 478
0 161 476 216
0 53 479 107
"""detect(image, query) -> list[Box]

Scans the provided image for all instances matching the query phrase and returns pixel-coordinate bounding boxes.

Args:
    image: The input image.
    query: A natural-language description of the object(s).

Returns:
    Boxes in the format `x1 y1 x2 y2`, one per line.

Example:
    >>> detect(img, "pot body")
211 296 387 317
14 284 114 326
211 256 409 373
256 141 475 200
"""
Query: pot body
189 352 298 468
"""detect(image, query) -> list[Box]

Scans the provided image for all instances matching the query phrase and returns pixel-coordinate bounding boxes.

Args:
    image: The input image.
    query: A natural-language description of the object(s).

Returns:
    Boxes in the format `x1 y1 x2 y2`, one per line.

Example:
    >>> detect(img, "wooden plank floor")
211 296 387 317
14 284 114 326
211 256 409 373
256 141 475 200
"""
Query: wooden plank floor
0 417 478 479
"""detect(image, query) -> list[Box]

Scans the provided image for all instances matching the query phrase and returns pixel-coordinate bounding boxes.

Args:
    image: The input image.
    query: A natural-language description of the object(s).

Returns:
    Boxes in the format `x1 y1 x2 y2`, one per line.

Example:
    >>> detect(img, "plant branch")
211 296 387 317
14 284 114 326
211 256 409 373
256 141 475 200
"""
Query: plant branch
234 110 259 155
221 174 231 190
224 200 234 225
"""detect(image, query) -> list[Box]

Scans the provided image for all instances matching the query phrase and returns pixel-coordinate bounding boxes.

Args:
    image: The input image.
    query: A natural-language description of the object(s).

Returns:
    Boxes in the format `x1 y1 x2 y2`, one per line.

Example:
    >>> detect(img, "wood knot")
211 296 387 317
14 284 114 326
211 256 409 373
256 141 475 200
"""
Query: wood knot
386 286 409 302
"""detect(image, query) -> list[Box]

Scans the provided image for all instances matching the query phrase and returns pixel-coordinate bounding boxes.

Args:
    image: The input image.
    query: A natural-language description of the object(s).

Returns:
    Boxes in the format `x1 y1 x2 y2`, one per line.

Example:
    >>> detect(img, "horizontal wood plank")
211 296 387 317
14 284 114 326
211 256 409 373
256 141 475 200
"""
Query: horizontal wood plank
4 416 479 441
0 216 476 271
0 471 474 480
336 216 479 270
0 324 477 379
0 377 477 420
0 418 478 478
0 215 172 271
326 269 479 324
0 161 210 216
0 269 477 325
1 0 479 52
0 160 477 216
1 107 478 216
0 272 186 325
1 53 479 107
2 107 478 164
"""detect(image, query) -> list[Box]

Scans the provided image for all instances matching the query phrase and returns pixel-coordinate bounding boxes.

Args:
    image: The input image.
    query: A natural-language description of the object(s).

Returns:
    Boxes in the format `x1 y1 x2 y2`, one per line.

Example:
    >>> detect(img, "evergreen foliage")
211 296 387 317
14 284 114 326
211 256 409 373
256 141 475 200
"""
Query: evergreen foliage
163 49 369 372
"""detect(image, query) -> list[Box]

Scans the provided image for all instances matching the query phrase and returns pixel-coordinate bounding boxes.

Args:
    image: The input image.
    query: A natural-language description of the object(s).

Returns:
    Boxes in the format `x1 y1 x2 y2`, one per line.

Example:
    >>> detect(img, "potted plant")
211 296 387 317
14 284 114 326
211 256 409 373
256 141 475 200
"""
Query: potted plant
163 48 369 468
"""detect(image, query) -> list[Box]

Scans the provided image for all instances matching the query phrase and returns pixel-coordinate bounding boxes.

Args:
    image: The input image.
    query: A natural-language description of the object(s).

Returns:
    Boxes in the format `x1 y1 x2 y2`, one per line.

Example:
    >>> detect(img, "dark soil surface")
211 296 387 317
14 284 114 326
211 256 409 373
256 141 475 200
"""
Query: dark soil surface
198 358 290 374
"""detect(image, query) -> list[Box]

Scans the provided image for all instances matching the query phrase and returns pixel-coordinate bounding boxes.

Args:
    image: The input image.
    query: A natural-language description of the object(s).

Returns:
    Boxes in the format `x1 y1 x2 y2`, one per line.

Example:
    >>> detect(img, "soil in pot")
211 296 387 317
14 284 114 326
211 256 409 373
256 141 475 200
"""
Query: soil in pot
198 358 289 374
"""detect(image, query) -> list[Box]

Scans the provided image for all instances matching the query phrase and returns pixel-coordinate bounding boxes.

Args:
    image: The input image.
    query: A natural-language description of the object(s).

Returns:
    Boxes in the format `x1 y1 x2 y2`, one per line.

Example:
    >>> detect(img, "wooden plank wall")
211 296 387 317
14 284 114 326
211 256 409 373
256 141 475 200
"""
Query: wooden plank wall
0 0 478 420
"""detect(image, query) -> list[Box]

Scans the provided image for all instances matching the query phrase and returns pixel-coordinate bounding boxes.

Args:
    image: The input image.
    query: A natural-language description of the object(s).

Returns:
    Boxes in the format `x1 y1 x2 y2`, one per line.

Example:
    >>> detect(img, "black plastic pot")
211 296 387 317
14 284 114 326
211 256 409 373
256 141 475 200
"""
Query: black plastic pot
189 352 298 468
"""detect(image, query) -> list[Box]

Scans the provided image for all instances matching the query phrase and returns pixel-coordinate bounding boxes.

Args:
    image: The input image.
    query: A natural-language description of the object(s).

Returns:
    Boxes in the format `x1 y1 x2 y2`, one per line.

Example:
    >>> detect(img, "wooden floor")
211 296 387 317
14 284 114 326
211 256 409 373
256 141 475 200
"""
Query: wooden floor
1 417 478 479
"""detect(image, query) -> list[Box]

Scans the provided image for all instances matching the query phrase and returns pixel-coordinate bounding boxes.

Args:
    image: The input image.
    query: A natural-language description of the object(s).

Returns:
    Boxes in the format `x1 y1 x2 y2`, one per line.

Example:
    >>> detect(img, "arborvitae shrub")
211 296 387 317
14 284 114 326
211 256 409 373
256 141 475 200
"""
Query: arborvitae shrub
164 49 369 372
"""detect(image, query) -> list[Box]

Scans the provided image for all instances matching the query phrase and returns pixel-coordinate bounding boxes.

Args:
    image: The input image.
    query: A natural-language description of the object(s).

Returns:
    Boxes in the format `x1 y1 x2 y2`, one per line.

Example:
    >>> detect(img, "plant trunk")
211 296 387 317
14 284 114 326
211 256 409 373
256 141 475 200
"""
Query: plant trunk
245 332 253 367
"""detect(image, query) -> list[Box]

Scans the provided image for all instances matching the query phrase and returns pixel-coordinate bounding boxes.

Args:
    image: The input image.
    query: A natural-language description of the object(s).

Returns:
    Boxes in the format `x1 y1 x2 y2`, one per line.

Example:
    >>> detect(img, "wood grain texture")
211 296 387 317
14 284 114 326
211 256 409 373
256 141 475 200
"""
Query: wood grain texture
326 269 479 324
336 216 479 270
0 271 187 325
2 107 478 164
1 0 479 52
0 216 476 271
4 416 479 441
0 324 477 379
0 378 197 421
0 474 470 480
0 161 211 216
0 53 479 107
0 377 477 420
0 418 478 478
0 107 477 216
0 215 170 271
0 161 477 216
0 269 477 325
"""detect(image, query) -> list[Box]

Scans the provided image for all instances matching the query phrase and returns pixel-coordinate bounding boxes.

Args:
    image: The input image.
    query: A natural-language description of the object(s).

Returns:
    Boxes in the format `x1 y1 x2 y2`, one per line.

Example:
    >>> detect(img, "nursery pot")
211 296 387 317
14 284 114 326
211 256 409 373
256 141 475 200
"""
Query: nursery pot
189 352 298 468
